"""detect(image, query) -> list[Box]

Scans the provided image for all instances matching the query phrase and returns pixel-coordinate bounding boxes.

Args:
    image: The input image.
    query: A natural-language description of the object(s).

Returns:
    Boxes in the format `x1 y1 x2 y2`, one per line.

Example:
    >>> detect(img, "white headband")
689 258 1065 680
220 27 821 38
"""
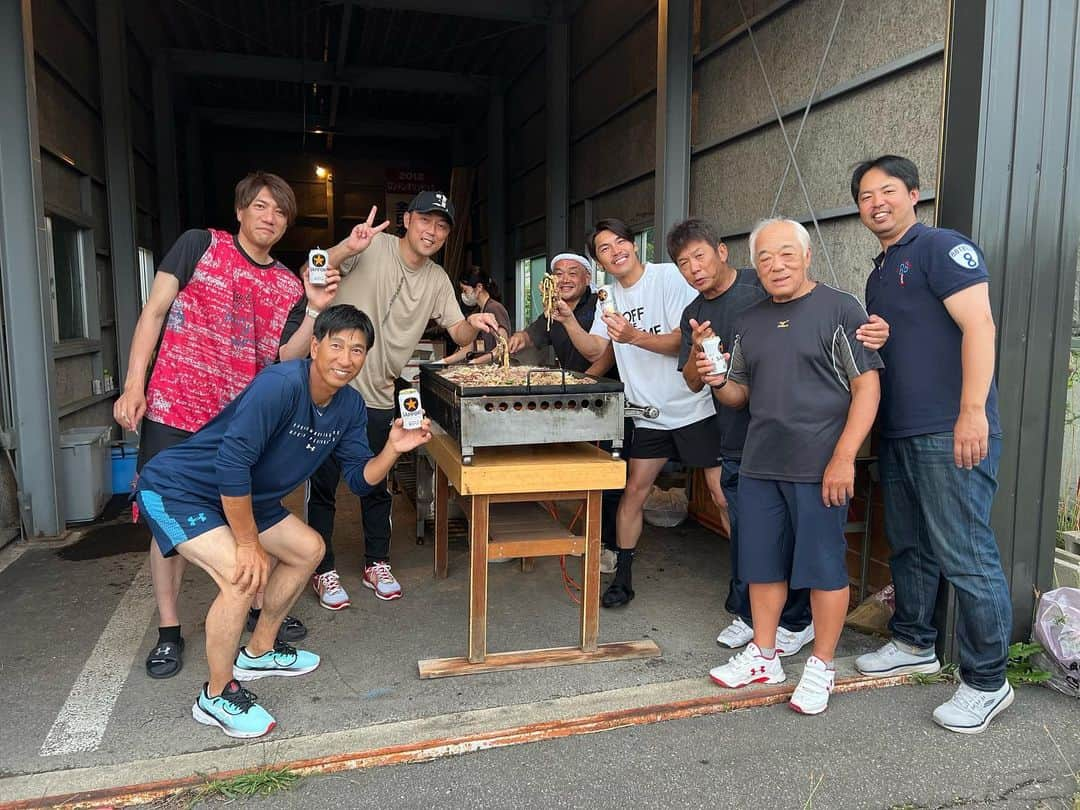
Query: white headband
549 253 593 274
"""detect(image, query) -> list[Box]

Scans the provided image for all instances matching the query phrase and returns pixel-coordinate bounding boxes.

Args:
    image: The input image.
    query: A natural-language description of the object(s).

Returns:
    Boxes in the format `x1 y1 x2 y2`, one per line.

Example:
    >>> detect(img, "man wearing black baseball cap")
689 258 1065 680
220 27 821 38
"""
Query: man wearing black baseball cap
280 191 496 610
406 190 455 225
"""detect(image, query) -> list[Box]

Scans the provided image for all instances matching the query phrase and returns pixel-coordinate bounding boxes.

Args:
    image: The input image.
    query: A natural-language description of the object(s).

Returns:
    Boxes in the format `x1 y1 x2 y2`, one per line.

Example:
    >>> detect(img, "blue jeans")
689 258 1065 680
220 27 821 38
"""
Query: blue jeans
881 433 1012 690
720 458 812 631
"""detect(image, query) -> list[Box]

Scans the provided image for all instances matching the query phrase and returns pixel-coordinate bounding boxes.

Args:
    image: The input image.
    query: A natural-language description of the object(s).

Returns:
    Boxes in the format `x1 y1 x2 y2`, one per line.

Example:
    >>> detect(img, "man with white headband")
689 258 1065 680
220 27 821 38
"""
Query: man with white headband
507 251 622 571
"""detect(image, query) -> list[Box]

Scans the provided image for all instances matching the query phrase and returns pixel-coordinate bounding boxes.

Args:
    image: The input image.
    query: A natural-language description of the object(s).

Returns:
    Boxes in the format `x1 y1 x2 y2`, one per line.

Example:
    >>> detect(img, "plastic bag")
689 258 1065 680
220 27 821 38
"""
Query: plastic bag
1031 586 1080 698
643 485 688 528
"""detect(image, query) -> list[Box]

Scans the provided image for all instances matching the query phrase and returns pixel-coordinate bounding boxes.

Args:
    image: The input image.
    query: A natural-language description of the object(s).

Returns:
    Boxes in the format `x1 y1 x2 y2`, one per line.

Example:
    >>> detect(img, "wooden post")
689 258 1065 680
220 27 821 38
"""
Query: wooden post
467 494 490 663
580 490 601 651
434 466 449 579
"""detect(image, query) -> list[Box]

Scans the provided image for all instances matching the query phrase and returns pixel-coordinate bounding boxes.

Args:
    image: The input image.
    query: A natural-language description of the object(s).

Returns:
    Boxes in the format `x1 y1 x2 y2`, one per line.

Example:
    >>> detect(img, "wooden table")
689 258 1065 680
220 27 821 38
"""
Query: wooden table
417 426 661 679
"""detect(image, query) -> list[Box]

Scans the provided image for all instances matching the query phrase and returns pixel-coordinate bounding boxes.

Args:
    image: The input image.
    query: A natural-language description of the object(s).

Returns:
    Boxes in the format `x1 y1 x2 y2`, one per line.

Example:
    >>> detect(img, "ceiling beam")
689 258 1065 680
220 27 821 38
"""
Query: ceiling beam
166 48 490 95
336 1 553 23
326 0 355 149
195 106 454 140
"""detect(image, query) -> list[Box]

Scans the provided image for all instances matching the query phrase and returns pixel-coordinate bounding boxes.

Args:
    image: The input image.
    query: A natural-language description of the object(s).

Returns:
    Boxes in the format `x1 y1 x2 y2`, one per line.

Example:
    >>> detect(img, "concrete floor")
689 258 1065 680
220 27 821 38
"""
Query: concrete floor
214 684 1080 810
0 477 886 802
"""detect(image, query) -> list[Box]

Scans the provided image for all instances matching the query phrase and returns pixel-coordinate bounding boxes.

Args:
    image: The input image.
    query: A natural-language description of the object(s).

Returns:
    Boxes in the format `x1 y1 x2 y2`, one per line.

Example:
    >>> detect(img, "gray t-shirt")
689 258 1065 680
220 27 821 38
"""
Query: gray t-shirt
727 283 883 483
677 268 767 459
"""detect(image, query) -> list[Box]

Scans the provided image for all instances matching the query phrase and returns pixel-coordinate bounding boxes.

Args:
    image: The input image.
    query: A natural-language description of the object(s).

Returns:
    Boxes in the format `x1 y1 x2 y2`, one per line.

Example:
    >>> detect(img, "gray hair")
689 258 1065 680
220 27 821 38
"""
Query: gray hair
748 217 812 260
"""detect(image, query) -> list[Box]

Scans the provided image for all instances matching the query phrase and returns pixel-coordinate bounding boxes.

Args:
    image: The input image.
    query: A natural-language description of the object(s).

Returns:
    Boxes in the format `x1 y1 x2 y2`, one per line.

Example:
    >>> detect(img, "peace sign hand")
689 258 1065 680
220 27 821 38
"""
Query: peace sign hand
343 206 391 254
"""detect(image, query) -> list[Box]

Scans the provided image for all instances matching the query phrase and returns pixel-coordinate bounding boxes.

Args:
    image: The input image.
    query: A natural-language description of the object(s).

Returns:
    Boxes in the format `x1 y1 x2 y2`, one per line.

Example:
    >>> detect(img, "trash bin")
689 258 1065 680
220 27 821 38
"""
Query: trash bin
59 426 112 522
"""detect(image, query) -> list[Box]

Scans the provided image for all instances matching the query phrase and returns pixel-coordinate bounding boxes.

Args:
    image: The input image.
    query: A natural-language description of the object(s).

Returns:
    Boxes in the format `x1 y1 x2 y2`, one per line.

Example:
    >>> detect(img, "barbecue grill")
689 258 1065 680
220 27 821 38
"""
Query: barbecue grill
419 364 654 464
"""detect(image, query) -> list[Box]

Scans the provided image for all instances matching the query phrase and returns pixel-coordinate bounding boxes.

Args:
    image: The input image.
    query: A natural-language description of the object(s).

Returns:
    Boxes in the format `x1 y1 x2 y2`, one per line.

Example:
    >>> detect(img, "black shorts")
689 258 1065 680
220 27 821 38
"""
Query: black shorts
136 419 194 472
628 416 722 468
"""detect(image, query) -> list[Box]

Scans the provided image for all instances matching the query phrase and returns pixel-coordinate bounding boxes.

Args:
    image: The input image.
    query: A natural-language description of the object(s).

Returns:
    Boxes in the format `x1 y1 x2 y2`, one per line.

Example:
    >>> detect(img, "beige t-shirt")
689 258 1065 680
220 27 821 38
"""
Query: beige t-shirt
338 232 464 408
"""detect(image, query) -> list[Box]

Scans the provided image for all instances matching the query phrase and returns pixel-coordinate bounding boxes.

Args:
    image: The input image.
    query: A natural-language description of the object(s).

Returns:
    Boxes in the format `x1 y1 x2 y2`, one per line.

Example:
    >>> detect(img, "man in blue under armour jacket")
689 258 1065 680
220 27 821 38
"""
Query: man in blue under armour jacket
135 305 431 739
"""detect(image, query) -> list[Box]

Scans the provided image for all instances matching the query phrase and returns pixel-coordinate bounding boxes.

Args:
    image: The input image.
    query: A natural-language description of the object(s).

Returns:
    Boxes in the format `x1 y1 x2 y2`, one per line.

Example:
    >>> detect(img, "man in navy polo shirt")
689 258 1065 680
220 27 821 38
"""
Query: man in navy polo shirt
851 155 1014 734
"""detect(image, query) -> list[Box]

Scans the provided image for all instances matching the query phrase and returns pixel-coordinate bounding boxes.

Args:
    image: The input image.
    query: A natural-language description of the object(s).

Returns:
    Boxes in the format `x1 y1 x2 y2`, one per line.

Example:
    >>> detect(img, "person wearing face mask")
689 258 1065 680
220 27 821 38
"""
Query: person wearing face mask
443 268 511 365
280 191 497 610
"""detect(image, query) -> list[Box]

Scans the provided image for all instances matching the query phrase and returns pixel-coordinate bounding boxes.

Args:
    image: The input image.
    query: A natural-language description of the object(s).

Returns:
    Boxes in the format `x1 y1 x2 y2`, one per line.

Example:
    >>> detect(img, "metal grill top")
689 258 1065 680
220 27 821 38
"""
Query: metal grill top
420 364 623 398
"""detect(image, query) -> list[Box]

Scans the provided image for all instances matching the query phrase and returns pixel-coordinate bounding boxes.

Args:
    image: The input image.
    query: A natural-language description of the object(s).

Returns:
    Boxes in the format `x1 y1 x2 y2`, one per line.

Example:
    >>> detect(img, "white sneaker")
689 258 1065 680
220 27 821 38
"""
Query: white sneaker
362 562 402 600
709 642 785 688
312 570 350 611
855 641 941 678
716 617 754 648
776 624 815 657
932 680 1014 734
789 656 835 715
599 548 617 574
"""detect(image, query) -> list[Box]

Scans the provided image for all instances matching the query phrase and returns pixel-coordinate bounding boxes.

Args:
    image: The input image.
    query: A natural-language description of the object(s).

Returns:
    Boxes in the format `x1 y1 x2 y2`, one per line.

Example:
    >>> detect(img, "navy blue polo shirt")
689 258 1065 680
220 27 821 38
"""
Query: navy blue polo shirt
865 222 1001 439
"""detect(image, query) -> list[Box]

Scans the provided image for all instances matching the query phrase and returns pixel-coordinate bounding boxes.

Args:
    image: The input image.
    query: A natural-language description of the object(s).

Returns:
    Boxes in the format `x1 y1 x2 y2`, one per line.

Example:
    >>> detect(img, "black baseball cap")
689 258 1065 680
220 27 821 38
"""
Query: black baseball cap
407 190 455 226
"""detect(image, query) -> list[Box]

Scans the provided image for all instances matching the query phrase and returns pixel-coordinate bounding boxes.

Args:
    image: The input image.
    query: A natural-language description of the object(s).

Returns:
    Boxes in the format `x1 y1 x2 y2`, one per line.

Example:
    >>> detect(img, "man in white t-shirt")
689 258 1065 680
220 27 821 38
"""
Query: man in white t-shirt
567 218 725 608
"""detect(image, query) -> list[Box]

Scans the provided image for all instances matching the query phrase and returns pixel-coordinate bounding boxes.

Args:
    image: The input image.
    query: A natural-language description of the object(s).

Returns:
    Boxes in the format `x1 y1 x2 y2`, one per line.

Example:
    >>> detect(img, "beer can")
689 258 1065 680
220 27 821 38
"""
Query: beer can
308 248 329 286
701 335 728 376
398 387 423 430
598 285 617 314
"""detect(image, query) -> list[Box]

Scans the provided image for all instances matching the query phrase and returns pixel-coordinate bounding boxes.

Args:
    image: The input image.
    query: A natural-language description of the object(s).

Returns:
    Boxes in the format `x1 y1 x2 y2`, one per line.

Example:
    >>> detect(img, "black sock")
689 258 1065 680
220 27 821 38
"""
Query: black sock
158 625 181 644
613 549 635 589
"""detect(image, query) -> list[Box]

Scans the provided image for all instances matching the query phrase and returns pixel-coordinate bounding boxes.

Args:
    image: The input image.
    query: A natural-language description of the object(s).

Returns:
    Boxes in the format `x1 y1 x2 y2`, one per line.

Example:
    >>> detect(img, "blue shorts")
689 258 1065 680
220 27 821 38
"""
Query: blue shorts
135 487 289 558
737 475 849 591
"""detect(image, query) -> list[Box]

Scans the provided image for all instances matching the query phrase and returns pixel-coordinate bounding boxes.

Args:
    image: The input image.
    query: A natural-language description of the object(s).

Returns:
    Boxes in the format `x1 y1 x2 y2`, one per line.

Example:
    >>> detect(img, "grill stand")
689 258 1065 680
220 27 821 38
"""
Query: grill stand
417 425 660 678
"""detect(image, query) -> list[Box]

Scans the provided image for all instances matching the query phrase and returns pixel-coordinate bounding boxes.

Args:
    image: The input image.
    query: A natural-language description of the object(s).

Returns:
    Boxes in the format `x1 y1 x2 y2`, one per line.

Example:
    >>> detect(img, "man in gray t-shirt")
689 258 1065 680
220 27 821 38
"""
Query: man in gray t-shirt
701 218 882 717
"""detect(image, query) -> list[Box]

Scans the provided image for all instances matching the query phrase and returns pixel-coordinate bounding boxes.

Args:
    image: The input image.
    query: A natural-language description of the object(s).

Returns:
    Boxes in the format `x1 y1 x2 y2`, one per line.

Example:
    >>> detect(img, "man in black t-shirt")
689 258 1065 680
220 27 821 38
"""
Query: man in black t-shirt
507 252 623 568
670 218 812 657
701 218 882 717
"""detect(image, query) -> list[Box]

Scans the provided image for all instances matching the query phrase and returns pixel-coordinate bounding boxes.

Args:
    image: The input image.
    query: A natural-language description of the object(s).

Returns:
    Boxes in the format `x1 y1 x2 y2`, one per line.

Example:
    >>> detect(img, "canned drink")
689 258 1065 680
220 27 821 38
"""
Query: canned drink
308 248 329 286
701 335 728 376
598 285 617 314
398 387 423 430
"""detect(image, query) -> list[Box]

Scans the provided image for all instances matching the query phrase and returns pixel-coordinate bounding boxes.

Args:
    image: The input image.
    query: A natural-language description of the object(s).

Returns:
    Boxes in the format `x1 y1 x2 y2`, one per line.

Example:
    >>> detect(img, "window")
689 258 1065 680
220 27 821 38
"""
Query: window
137 247 156 308
515 255 547 330
634 227 656 264
45 216 89 342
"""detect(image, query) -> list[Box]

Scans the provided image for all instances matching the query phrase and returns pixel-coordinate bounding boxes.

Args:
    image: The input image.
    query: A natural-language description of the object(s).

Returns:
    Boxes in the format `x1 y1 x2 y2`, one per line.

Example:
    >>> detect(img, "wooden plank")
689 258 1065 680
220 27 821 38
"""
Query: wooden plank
418 640 662 679
489 538 585 559
468 494 490 663
434 465 449 579
580 489 601 651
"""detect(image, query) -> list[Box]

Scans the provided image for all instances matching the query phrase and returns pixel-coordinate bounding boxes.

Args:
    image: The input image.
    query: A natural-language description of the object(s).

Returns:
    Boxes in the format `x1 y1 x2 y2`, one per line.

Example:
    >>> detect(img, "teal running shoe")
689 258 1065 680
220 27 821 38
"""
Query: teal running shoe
192 680 275 738
233 640 320 681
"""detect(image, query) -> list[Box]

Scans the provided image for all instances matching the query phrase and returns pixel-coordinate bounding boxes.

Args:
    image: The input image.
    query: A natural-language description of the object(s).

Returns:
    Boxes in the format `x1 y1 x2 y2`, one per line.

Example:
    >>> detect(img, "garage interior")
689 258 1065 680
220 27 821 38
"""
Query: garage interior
0 0 1078 798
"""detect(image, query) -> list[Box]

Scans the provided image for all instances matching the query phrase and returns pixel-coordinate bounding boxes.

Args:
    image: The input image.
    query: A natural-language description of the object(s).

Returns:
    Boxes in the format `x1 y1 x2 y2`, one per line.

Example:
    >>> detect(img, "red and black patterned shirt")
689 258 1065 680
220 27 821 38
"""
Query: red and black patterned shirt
144 228 303 433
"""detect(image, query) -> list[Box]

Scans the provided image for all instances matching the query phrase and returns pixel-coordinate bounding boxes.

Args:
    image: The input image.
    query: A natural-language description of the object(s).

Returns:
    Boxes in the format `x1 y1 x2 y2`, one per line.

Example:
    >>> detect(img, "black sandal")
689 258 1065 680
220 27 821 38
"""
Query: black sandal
145 638 185 679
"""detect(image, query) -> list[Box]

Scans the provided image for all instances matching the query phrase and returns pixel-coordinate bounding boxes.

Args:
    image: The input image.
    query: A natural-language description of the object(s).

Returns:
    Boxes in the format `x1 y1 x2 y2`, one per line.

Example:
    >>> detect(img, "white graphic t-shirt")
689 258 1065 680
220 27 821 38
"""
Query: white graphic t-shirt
590 262 713 429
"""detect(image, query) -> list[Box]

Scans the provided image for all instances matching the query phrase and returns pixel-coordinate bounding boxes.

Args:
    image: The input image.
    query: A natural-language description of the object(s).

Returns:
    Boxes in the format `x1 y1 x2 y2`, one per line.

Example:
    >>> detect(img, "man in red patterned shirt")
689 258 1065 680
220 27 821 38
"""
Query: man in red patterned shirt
114 172 340 680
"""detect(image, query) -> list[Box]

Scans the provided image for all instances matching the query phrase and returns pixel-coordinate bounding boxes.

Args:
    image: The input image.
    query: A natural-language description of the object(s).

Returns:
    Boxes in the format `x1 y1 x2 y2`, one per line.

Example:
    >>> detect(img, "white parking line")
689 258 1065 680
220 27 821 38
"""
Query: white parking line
40 558 156 757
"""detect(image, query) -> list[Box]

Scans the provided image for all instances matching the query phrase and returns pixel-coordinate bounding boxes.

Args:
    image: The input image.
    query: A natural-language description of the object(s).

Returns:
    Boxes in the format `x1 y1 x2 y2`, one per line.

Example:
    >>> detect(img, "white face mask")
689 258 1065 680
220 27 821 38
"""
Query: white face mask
460 290 478 306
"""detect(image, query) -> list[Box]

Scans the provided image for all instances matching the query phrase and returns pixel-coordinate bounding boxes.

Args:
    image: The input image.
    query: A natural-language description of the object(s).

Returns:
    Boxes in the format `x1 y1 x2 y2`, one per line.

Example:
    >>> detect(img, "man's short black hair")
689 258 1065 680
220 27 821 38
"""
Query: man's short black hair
666 218 724 262
850 155 920 203
587 218 634 260
313 304 375 349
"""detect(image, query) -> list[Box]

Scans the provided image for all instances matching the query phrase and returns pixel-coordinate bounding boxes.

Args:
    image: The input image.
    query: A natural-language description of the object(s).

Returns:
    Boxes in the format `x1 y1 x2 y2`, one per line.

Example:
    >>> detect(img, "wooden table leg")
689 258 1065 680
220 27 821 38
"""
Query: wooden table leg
468 493 490 663
580 489 601 652
434 465 449 579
